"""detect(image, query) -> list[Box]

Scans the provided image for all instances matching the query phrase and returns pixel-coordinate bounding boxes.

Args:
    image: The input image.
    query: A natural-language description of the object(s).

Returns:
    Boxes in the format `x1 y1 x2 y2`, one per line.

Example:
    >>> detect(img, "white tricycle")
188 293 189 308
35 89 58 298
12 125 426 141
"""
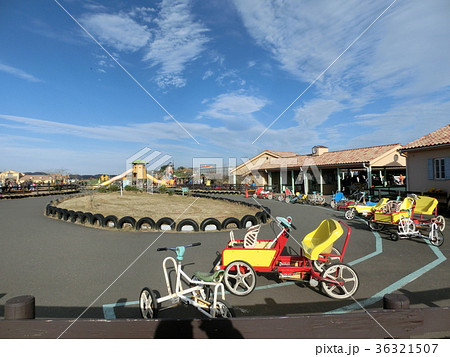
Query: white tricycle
139 242 234 319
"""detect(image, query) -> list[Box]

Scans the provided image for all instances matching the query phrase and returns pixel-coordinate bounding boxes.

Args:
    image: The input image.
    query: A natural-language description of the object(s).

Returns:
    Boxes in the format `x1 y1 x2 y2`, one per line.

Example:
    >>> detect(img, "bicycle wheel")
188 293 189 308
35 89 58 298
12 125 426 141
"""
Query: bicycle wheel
344 208 356 220
330 200 336 209
435 215 446 232
210 298 235 318
321 263 359 299
368 220 384 231
223 260 256 296
429 229 444 247
313 247 341 272
398 217 415 235
139 287 158 319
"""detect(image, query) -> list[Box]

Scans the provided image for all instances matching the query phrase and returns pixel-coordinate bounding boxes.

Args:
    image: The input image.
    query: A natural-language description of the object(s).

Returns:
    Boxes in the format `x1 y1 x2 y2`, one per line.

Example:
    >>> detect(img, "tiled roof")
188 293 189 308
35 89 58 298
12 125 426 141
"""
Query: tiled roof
258 143 401 169
313 143 401 166
263 150 298 158
401 125 450 150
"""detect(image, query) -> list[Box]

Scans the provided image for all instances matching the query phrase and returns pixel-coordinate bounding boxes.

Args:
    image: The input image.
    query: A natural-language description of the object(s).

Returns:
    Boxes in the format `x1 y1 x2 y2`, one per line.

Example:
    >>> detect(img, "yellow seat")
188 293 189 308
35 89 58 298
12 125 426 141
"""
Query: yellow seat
355 198 389 214
414 196 438 215
301 219 344 260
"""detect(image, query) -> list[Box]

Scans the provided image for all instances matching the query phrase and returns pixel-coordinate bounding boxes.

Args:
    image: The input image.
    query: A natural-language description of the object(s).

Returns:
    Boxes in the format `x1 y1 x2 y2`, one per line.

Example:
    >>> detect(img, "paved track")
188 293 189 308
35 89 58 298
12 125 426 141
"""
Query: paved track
0 194 449 321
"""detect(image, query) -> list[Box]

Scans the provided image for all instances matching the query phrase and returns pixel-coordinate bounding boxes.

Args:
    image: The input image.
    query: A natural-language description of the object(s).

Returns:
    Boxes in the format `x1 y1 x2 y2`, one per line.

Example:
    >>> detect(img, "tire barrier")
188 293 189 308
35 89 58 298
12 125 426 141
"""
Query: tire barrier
136 217 156 231
80 212 94 225
104 215 118 228
0 190 80 200
92 214 105 227
200 217 222 231
176 218 200 232
118 216 137 230
222 217 242 230
44 192 270 232
156 217 176 231
241 214 258 228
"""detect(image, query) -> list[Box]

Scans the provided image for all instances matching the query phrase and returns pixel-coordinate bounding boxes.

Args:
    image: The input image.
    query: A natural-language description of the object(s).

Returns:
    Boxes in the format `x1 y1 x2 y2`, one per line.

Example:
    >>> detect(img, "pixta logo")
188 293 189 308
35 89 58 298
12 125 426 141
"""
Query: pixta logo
126 147 173 171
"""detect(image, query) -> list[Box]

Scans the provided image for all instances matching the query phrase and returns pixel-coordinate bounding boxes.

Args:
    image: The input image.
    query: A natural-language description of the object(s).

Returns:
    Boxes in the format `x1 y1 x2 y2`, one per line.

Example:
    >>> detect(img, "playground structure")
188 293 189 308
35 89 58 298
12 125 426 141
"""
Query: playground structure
99 160 175 189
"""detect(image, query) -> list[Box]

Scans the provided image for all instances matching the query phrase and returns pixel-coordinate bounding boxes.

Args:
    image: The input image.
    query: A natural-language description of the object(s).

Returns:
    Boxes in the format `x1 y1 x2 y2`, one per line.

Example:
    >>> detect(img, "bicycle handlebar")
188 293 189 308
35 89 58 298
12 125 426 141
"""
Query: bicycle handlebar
157 242 201 252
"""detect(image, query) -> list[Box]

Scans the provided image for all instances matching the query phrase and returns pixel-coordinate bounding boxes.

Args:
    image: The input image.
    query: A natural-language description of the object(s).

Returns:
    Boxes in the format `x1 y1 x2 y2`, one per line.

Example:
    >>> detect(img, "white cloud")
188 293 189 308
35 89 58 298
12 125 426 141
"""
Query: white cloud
360 0 450 98
199 92 269 121
0 62 41 82
81 12 151 52
143 0 210 88
294 99 344 129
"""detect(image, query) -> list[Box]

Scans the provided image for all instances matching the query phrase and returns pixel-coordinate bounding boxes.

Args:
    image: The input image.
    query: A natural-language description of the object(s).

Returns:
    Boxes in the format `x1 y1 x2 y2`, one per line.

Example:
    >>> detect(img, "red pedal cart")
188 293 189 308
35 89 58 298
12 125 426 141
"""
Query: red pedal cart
216 217 359 299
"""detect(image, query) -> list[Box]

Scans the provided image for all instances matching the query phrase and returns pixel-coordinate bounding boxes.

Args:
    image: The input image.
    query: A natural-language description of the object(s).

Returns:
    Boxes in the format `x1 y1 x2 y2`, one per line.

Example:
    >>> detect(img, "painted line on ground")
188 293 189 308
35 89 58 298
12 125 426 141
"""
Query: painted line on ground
328 240 447 314
102 206 384 319
102 282 298 319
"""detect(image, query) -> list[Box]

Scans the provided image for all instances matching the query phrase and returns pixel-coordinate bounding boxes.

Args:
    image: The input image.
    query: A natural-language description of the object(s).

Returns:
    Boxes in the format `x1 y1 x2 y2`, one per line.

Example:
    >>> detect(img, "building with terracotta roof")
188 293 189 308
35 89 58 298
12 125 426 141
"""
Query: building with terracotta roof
0 170 24 186
399 124 449 203
232 144 406 194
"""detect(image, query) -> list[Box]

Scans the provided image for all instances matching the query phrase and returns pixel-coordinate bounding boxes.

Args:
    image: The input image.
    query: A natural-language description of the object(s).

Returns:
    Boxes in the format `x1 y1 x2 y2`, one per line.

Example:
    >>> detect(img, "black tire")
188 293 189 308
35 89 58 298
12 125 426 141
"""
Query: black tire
92 213 105 227
156 217 175 231
223 260 256 296
45 204 52 216
344 208 356 220
68 210 78 223
176 218 199 232
54 207 62 218
211 298 235 318
45 204 53 216
200 217 222 231
139 287 158 319
136 217 156 231
222 217 242 230
104 215 118 228
58 209 67 219
390 232 399 241
368 220 384 231
81 212 94 224
241 214 258 228
73 211 84 223
320 263 359 299
429 229 444 247
255 211 267 224
118 216 136 230
63 210 74 221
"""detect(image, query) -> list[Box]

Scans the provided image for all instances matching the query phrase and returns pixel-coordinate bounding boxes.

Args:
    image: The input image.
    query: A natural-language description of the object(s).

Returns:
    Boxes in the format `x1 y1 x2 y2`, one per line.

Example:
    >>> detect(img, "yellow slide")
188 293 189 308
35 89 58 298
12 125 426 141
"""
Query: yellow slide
100 169 132 186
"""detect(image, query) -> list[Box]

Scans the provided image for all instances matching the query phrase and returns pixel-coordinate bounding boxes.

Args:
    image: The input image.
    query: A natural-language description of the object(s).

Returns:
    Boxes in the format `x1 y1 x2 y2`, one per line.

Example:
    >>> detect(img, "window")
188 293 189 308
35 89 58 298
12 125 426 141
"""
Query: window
435 158 445 179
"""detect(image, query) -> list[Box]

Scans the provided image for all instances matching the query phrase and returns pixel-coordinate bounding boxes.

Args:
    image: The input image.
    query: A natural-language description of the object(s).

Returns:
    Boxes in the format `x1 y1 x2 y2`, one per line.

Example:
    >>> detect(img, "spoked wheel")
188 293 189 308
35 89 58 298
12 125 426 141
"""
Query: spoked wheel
344 208 356 220
429 229 444 247
278 195 284 202
139 287 158 319
313 247 341 272
285 197 291 204
224 260 256 296
267 194 273 200
320 263 359 299
368 220 384 231
210 298 235 318
398 217 415 235
435 215 446 232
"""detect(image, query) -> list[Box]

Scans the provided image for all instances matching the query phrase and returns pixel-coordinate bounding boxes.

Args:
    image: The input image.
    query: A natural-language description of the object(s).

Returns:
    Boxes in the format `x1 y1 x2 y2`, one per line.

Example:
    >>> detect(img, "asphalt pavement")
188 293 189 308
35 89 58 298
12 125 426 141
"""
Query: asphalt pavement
0 194 449 321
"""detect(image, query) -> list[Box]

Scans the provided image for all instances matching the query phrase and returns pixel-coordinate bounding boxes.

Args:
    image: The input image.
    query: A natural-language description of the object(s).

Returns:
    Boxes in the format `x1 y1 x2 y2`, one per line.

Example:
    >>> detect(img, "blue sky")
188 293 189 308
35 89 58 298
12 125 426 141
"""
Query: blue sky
1 0 449 175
